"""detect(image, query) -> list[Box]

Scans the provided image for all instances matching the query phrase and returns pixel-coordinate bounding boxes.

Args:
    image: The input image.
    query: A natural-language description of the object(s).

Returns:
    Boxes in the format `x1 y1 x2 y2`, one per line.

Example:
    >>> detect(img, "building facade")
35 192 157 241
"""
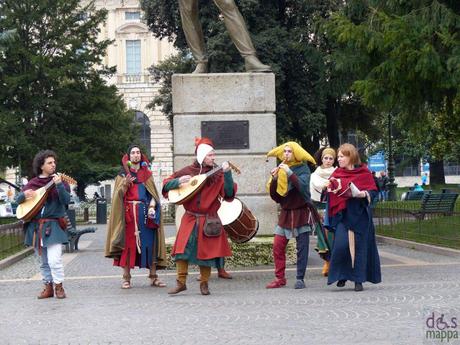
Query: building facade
86 0 176 191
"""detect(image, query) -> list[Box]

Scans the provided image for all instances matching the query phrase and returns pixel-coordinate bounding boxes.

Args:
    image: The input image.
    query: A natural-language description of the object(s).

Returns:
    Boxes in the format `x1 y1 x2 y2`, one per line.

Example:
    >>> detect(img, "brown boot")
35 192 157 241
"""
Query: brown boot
217 268 232 279
37 283 54 299
54 283 66 299
200 281 210 295
322 261 330 277
168 280 187 295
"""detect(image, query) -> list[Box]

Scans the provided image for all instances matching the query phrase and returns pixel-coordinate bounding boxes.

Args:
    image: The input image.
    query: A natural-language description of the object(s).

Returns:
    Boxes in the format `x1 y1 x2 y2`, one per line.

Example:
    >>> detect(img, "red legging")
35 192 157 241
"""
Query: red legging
273 233 310 280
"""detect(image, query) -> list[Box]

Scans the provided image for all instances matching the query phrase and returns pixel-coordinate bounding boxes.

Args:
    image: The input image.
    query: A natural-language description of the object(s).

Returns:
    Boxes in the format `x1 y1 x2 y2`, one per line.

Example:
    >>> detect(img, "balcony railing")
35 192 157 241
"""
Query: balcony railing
117 73 151 84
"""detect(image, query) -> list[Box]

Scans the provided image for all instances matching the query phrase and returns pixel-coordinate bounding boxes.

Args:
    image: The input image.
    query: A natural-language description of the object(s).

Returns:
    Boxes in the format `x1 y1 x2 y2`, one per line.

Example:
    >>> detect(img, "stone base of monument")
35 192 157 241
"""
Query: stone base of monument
172 73 278 235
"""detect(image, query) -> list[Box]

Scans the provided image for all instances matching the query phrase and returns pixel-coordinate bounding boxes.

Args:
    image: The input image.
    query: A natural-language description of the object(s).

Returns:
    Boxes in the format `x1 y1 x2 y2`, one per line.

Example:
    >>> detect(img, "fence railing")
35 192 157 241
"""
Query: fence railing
73 202 175 224
373 201 460 249
0 221 24 260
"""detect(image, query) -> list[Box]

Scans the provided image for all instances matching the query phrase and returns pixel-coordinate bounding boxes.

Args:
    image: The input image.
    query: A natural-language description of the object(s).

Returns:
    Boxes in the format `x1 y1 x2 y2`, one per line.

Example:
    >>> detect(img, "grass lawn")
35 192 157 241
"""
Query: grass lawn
376 214 460 250
0 233 24 260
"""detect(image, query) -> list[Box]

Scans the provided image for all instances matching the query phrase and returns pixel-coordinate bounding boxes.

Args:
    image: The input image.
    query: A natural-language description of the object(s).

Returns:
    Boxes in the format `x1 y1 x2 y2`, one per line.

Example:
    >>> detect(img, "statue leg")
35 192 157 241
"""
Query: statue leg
179 0 208 72
213 0 271 72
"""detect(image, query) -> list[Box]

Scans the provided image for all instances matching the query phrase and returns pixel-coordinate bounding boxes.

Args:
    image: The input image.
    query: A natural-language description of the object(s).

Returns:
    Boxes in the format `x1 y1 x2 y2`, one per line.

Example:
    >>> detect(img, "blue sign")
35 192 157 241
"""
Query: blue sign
368 151 387 172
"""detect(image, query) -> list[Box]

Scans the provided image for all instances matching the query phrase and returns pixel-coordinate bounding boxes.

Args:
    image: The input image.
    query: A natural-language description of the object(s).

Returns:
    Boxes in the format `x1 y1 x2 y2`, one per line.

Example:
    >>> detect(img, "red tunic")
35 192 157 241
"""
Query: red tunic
163 162 236 260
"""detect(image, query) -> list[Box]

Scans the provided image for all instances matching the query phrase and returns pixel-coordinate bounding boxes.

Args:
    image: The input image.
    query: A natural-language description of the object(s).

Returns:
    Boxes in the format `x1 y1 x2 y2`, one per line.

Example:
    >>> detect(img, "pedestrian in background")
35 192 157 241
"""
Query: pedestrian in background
377 171 389 201
421 172 428 186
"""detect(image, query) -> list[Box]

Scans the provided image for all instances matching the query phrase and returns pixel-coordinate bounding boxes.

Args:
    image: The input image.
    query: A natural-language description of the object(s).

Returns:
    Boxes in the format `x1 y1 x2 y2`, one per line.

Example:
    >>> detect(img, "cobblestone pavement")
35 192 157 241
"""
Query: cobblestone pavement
0 224 459 345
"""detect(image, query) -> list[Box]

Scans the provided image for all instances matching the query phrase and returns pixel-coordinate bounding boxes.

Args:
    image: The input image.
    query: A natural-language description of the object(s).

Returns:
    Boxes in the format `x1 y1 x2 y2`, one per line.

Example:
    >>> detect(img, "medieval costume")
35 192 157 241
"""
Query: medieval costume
266 142 319 289
310 147 337 276
326 164 381 291
15 152 70 299
163 138 236 295
105 146 167 288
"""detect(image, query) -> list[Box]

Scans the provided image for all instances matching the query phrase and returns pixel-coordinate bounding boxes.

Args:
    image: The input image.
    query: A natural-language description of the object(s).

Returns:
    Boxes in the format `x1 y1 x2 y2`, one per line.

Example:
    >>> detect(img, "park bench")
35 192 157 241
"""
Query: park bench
405 193 459 220
64 210 96 253
403 190 432 201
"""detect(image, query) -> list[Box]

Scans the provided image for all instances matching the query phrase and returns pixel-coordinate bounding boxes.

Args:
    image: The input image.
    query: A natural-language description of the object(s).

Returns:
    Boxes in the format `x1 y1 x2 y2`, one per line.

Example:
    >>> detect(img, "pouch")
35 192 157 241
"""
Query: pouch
203 216 222 237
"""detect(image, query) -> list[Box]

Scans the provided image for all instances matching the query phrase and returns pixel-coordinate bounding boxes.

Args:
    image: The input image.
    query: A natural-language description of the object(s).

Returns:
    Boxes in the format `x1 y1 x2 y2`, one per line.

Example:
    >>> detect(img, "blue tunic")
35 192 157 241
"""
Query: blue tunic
16 183 70 248
114 171 161 269
327 190 381 285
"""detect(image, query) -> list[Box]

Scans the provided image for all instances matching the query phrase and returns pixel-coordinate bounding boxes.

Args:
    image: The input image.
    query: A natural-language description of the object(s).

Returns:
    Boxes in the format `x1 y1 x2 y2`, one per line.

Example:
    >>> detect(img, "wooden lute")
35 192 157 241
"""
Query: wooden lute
168 162 240 205
16 174 77 221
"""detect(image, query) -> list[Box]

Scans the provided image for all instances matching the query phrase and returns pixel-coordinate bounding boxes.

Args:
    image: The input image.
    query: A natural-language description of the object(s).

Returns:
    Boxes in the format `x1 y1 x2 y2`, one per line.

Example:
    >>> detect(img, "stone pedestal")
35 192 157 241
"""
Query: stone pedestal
172 73 277 235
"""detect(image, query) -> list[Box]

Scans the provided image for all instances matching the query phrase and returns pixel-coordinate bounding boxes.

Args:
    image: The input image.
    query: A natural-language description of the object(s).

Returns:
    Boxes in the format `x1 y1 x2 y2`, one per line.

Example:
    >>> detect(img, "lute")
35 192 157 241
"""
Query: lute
168 162 240 205
16 174 77 221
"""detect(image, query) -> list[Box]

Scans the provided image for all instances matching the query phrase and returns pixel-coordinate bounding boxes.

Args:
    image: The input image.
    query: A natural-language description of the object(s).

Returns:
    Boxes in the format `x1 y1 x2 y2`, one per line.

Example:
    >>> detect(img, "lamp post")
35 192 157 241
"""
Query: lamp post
387 111 397 201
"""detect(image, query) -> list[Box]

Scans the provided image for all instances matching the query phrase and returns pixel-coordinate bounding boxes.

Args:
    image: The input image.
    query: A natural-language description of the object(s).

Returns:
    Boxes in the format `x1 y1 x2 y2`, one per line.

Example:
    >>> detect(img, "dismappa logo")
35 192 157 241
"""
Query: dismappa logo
425 311 459 343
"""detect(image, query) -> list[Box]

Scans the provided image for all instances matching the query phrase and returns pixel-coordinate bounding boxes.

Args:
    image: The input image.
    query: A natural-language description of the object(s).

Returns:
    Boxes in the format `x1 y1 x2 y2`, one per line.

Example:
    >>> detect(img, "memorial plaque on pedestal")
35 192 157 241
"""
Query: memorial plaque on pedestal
201 121 249 149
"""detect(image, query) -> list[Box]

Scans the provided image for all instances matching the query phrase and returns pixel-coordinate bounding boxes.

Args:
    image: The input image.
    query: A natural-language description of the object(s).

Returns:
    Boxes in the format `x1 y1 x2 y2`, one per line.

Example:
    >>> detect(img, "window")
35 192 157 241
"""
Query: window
135 111 151 157
126 40 141 75
125 11 140 20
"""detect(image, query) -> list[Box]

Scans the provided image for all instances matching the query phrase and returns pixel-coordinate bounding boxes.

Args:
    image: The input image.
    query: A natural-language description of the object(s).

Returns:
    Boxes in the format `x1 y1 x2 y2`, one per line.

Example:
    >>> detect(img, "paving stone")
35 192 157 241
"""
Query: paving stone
1 224 459 344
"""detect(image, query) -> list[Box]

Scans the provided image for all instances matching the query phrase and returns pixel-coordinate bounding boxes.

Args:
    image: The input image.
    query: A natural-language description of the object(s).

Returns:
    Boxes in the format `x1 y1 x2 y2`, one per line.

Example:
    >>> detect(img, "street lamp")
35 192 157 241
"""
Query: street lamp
387 111 397 201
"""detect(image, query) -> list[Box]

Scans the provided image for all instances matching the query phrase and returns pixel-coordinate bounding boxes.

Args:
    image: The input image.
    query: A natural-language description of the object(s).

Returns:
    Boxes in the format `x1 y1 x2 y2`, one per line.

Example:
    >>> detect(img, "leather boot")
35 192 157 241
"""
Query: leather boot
168 280 187 295
193 62 208 74
217 268 232 279
266 278 287 289
245 55 271 73
200 281 210 295
322 261 330 277
54 283 66 299
37 283 54 299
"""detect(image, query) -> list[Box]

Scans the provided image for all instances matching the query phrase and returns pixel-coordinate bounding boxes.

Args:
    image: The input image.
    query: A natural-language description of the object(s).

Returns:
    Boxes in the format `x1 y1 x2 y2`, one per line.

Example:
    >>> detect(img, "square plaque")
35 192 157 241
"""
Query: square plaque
201 121 249 149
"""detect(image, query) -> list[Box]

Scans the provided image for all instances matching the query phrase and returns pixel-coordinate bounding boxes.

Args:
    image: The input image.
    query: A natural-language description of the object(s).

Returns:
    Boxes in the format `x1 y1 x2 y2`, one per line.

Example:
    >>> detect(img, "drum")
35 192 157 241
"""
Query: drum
217 198 259 244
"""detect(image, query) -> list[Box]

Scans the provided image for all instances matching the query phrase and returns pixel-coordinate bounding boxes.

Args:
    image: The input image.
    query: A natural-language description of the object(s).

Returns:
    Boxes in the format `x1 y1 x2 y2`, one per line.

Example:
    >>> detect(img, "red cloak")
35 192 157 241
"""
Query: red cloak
163 162 236 260
328 164 377 216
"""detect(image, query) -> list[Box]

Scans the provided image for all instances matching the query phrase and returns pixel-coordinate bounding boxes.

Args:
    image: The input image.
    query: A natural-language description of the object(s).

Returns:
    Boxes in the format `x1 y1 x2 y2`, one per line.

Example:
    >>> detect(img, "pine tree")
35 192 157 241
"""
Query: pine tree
324 0 460 183
0 0 136 198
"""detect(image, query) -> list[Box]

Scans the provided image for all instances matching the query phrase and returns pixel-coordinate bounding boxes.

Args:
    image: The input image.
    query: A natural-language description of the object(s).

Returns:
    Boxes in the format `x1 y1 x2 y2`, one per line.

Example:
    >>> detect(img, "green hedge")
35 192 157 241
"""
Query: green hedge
163 237 297 269
0 217 17 225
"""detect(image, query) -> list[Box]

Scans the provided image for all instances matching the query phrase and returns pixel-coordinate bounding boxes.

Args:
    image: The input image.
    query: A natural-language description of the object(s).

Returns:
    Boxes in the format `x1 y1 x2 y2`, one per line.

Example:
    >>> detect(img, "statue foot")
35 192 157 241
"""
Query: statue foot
193 62 208 74
245 55 271 73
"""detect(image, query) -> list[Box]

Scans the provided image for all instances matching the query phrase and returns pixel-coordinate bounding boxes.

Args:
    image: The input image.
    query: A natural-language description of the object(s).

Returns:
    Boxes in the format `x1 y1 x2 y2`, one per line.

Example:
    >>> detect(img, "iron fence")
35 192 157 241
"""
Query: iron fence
72 202 175 224
373 200 460 249
0 221 24 260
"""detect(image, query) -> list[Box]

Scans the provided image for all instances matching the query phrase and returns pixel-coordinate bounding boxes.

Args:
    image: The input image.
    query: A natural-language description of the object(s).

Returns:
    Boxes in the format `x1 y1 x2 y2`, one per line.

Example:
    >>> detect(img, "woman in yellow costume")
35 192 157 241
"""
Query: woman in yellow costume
266 142 319 289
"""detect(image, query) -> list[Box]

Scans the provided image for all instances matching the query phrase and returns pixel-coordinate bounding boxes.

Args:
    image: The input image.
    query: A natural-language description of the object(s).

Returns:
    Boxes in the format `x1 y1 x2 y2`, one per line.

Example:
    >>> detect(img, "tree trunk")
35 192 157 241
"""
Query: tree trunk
325 97 340 149
429 159 445 185
76 182 88 201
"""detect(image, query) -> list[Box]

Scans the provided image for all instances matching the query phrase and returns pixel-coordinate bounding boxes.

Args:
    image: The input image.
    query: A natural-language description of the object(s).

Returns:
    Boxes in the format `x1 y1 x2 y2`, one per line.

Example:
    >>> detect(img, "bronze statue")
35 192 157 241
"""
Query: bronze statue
179 0 271 73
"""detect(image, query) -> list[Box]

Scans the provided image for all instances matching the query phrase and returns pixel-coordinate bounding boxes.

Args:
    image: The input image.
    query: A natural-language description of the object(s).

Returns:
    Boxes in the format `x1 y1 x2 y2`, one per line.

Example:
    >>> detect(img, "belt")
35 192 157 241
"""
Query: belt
31 218 58 255
186 211 207 217
126 201 144 254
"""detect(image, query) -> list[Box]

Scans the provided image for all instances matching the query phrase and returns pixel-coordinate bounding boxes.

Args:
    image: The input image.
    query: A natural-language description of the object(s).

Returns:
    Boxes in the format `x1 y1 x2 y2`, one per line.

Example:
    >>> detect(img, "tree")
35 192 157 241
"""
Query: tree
325 0 460 183
148 52 194 129
141 0 377 153
0 0 137 198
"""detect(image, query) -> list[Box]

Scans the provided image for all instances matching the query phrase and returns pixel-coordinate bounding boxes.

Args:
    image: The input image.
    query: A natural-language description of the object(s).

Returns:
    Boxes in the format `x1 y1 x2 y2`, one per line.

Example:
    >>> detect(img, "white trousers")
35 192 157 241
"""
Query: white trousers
36 243 64 284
